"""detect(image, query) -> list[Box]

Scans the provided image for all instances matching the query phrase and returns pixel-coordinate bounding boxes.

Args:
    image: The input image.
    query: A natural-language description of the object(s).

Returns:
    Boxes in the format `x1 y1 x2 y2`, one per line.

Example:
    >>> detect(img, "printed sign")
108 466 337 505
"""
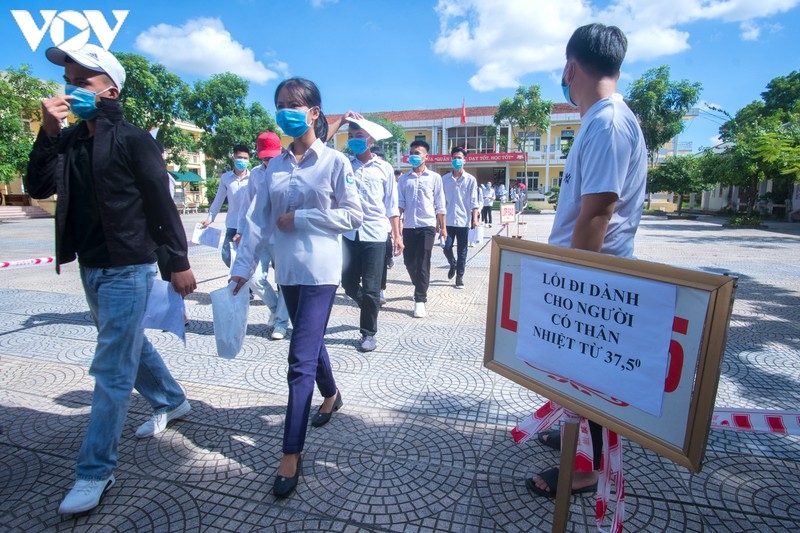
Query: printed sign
516 259 676 416
499 203 516 223
484 237 736 472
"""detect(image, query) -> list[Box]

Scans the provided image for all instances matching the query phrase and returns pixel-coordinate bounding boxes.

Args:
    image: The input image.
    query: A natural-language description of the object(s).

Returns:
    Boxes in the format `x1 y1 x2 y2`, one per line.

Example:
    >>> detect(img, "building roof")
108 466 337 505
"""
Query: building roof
327 103 577 123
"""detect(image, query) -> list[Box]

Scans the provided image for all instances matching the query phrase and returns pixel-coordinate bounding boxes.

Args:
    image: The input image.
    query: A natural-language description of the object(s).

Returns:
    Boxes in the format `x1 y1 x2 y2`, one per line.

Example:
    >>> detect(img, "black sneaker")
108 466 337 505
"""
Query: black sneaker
455 276 464 289
448 265 456 280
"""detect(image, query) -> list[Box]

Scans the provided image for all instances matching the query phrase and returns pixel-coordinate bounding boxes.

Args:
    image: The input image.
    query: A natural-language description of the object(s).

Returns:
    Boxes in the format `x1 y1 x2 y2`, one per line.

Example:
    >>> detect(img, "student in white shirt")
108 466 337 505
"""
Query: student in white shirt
526 22 647 499
232 131 290 340
230 78 363 499
441 146 480 289
397 140 446 318
201 144 251 267
481 181 496 227
327 113 402 352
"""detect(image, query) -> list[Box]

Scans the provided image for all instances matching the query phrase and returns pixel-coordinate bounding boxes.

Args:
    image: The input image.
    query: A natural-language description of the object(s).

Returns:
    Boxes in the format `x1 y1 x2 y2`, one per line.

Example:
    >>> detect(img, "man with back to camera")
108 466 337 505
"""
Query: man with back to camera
441 146 480 289
396 140 446 318
327 112 402 351
526 22 647 498
25 43 197 514
201 144 251 268
232 131 290 340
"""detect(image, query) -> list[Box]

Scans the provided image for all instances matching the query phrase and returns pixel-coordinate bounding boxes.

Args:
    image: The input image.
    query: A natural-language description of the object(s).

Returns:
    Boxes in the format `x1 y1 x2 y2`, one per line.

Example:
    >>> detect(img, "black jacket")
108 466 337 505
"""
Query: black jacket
25 98 190 274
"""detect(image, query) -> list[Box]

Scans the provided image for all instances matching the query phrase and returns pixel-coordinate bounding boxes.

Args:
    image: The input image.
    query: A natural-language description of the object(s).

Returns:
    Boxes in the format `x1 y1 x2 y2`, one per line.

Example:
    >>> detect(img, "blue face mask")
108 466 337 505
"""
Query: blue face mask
66 84 111 120
561 64 576 107
409 154 424 168
347 137 369 155
276 108 311 138
234 158 249 172
451 158 464 170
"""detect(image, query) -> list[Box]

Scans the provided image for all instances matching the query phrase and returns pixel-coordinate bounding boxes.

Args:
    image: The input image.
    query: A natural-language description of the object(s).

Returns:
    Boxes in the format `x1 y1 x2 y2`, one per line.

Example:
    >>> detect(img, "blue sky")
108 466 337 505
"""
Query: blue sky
2 0 799 153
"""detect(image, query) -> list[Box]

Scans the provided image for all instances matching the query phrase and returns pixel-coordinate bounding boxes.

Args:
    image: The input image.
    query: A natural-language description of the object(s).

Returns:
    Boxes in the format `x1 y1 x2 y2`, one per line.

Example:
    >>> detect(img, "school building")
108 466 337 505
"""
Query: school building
327 103 582 207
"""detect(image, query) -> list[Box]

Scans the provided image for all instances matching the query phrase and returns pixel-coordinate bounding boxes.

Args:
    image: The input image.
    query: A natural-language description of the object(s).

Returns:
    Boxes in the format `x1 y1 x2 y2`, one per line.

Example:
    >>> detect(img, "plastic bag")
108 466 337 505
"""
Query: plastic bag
210 281 249 359
469 225 484 244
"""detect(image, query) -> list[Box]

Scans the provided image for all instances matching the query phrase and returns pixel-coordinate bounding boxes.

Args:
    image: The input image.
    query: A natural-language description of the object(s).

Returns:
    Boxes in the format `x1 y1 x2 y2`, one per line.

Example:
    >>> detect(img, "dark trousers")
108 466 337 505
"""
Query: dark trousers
342 236 385 337
402 226 435 302
481 205 492 224
221 227 238 268
443 226 469 277
280 284 338 454
381 233 392 291
590 420 603 469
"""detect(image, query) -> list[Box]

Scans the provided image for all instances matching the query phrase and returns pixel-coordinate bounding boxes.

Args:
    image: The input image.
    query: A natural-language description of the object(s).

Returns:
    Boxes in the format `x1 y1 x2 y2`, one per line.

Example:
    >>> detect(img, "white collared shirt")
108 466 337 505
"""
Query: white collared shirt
344 154 398 242
442 170 480 227
232 139 363 285
397 167 446 228
236 163 267 234
207 168 250 228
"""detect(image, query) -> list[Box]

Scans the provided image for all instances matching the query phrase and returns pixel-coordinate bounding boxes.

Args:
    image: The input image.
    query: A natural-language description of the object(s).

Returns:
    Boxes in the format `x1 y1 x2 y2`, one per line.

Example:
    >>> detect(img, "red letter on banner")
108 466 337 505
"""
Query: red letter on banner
501 272 518 332
664 316 689 393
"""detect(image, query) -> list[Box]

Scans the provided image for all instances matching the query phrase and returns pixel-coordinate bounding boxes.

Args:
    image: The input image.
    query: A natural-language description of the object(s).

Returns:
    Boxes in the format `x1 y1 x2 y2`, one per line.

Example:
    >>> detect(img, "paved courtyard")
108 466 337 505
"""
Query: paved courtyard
1 212 798 532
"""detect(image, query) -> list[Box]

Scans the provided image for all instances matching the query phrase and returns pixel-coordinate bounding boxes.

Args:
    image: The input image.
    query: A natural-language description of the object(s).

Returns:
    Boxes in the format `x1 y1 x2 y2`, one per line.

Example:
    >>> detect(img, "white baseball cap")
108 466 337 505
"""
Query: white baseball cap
345 117 392 141
46 44 126 91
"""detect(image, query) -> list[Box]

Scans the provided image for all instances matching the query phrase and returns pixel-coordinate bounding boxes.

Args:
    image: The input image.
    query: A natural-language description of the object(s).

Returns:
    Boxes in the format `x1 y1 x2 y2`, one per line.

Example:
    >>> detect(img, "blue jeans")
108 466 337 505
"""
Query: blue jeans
280 284 338 454
221 227 238 268
443 226 469 277
249 245 289 328
77 263 186 480
342 236 385 336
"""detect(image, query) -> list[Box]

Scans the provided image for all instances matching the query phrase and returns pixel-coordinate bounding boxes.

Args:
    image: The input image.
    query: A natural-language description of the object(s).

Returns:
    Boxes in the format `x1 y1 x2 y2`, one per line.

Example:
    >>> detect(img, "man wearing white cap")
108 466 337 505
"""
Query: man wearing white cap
25 44 197 515
233 131 290 340
328 112 402 351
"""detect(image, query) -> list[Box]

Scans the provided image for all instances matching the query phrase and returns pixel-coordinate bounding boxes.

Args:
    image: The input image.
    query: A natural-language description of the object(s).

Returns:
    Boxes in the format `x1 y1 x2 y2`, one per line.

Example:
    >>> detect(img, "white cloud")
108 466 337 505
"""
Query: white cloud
135 18 280 84
433 0 800 91
310 0 338 7
740 21 761 41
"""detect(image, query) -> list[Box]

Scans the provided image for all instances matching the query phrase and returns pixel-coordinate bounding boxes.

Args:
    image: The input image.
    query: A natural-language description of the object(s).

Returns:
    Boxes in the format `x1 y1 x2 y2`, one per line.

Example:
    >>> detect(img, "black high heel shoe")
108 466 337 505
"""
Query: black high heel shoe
310 390 343 428
273 455 302 498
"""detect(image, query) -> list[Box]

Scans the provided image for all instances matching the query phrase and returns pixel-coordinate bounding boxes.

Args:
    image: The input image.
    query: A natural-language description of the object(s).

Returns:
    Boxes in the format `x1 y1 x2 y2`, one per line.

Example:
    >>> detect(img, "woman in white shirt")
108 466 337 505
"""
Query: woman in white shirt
230 77 363 498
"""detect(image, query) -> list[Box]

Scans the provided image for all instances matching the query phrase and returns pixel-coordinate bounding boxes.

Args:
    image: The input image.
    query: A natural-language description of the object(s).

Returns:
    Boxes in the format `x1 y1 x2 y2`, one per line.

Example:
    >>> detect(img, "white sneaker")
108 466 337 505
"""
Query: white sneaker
135 399 191 438
58 476 115 514
361 335 377 352
413 302 427 318
379 291 387 306
271 325 287 340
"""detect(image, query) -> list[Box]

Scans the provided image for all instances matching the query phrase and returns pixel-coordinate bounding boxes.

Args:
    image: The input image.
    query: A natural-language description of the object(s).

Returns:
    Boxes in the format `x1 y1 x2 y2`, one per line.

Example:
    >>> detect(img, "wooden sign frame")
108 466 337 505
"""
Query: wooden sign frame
485 237 736 472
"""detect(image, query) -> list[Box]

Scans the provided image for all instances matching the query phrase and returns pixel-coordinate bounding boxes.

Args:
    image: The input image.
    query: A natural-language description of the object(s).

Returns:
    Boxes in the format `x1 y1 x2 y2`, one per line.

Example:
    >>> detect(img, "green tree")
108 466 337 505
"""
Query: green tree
363 114 407 166
626 65 702 166
494 85 552 180
761 70 800 120
115 53 196 169
647 155 709 215
183 73 277 175
754 123 800 183
0 65 59 186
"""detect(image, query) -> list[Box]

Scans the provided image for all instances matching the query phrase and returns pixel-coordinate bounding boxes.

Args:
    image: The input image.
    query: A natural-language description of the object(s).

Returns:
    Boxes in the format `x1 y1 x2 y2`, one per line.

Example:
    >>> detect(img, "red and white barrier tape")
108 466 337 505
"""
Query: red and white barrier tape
513 405 800 532
0 257 54 270
711 408 800 435
513 401 625 532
